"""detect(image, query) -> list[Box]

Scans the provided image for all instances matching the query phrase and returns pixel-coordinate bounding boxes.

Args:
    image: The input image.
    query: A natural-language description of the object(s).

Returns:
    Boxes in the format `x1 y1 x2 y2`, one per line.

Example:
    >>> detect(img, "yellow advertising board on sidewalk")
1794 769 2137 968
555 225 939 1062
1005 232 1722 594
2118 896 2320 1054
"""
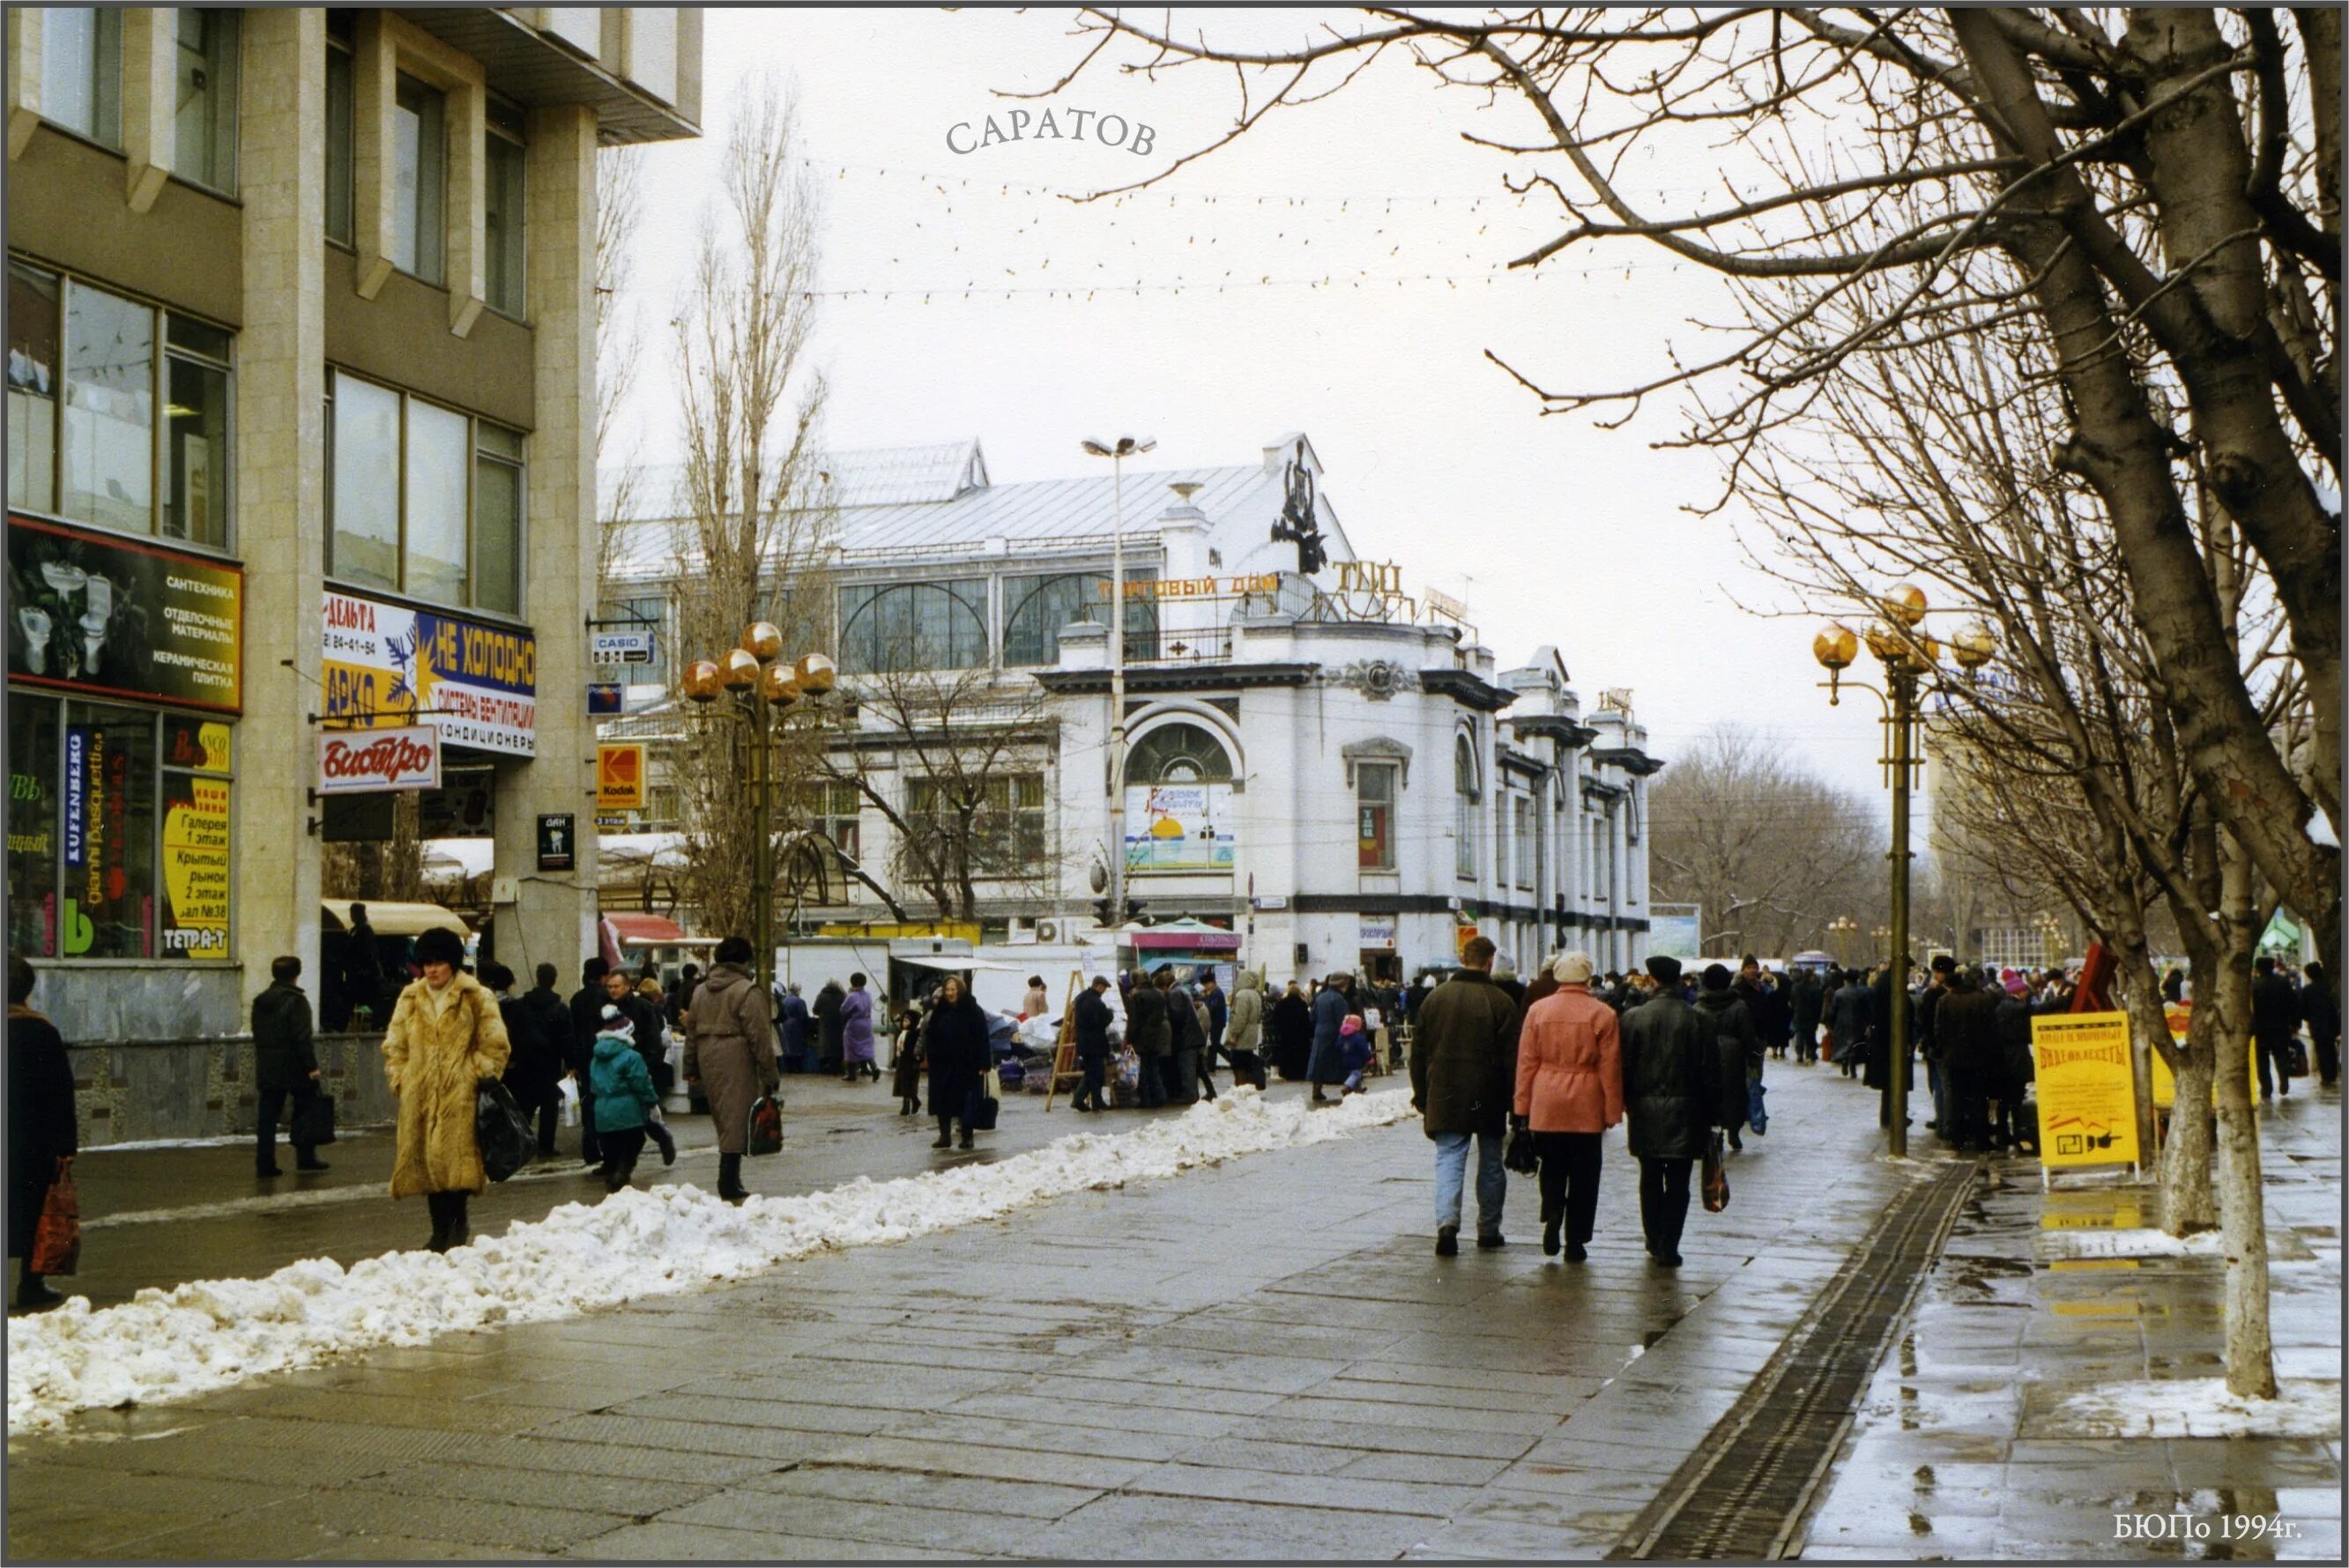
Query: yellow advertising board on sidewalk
2150 1000 2263 1109
2032 1011 2140 1176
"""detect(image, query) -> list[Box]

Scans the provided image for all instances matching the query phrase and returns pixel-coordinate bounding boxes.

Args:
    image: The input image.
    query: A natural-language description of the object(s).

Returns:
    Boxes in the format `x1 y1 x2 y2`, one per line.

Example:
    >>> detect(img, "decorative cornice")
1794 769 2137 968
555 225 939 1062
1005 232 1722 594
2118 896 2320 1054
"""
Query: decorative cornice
1590 746 1666 777
1512 715 1600 748
1033 663 1318 696
1417 667 1518 713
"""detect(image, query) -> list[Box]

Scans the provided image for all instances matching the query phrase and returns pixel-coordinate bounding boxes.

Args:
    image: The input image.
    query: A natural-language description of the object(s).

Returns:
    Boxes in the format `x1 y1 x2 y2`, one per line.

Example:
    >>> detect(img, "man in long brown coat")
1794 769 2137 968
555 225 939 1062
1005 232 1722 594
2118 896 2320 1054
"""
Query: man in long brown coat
683 936 781 1205
1410 935 1522 1256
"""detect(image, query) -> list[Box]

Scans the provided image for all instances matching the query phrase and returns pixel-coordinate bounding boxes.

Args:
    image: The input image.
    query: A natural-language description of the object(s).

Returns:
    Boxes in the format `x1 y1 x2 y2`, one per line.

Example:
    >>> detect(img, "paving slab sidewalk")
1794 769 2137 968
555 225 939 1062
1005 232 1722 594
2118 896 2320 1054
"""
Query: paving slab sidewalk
9 1061 1922 1561
1798 1086 2345 1562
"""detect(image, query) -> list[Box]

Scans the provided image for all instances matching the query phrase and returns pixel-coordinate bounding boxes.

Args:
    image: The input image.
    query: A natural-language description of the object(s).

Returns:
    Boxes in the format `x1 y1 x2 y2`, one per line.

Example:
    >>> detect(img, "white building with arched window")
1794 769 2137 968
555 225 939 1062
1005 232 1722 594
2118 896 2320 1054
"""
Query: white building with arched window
598 434 1661 980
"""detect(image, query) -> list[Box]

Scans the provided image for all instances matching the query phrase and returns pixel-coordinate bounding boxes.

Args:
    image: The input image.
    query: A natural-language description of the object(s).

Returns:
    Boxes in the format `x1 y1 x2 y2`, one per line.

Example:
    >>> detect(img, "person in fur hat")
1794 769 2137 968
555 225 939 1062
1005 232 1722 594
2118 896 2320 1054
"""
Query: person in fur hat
380 925 509 1252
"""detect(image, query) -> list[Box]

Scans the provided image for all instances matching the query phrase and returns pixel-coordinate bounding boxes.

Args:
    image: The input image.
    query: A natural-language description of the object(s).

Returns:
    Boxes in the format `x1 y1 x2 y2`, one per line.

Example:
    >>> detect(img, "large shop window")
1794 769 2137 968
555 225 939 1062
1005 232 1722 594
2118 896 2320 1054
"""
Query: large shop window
1453 734 1480 880
908 774 1044 875
41 7 123 149
484 97 528 318
173 6 240 195
7 263 234 552
837 581 986 673
4 695 233 962
1126 721 1232 785
326 368 526 616
1357 762 1397 873
1002 569 1158 665
391 72 447 286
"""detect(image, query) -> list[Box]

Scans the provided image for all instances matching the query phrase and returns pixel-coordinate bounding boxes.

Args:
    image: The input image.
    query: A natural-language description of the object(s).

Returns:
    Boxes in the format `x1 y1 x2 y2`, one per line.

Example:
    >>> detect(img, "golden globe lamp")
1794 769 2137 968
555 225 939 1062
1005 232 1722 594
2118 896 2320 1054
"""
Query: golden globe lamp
740 621 784 661
1951 619 1996 672
720 649 762 690
1883 583 1928 628
682 658 724 703
762 664 802 705
1812 622 1858 673
795 651 838 695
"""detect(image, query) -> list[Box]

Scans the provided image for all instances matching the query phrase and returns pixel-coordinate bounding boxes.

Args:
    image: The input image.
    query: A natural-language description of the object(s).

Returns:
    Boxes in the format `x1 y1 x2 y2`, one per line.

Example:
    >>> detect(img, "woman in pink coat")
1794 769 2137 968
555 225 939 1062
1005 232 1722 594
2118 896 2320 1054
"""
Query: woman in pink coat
1513 951 1624 1260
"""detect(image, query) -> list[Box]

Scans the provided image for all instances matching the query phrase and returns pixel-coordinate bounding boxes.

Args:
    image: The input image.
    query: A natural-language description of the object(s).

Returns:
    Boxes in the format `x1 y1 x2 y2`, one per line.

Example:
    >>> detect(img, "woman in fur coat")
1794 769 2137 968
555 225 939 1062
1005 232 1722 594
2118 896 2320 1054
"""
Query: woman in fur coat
381 926 510 1252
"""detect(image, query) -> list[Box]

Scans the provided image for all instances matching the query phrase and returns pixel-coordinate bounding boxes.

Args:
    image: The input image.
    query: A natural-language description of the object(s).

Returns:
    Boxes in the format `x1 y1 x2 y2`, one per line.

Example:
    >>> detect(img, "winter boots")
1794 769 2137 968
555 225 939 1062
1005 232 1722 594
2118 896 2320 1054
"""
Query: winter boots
932 1118 955 1149
1435 1224 1459 1258
717 1153 747 1206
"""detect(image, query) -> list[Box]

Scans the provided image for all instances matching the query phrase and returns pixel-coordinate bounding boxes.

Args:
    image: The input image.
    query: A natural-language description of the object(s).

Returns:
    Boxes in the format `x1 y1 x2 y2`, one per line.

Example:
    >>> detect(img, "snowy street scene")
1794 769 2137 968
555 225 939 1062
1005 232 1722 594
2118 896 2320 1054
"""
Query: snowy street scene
5 4 2343 1563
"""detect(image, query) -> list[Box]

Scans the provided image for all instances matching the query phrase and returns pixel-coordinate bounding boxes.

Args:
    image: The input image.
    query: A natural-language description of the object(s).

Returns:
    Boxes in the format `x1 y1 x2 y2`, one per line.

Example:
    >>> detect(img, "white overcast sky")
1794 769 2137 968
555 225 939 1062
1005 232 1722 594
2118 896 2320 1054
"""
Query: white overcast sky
609 7 1905 818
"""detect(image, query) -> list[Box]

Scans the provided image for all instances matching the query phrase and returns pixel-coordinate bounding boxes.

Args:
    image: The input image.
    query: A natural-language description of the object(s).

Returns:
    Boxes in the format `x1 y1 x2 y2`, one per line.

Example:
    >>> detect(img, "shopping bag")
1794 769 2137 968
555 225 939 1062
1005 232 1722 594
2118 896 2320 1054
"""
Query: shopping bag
746 1094 784 1156
1746 1079 1768 1135
1820 1028 1835 1062
1701 1128 1730 1213
30 1158 79 1277
290 1091 338 1147
1115 1045 1141 1090
559 1075 580 1128
963 1082 1000 1132
1503 1124 1540 1176
474 1079 534 1183
2287 1040 2310 1079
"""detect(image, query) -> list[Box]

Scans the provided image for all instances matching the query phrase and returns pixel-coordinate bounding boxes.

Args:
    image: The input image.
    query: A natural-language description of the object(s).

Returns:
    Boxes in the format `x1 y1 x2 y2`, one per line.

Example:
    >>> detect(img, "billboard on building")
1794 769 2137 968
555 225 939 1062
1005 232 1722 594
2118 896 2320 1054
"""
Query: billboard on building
322 590 537 756
1124 784 1236 873
7 515 243 711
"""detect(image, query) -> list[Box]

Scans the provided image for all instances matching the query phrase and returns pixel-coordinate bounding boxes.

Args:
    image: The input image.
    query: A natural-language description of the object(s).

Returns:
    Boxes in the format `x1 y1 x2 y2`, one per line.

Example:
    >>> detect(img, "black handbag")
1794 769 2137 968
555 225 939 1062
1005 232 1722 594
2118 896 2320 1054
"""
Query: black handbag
963 1082 1000 1132
474 1080 533 1183
1503 1123 1539 1175
290 1092 337 1147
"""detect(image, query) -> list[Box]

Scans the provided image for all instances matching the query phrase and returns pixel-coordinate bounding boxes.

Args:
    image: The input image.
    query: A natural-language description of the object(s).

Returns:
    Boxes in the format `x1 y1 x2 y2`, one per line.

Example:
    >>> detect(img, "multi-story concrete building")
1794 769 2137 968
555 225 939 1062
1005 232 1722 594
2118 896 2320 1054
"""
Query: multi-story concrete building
598 434 1661 982
6 8 702 1044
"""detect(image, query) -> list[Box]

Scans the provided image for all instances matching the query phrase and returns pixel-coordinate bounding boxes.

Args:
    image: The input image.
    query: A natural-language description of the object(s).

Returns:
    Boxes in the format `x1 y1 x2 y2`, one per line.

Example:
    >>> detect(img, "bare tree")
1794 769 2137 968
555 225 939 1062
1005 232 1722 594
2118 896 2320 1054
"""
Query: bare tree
1044 5 2341 974
594 145 647 598
667 74 836 940
1647 725 1882 957
822 659 1061 924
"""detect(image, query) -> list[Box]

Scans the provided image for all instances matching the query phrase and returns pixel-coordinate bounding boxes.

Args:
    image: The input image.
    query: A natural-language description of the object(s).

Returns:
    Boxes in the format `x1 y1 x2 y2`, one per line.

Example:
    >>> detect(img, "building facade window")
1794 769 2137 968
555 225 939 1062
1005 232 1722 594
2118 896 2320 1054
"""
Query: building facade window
326 368 525 615
390 72 446 285
1357 761 1396 872
10 264 234 552
172 7 240 194
837 580 986 673
41 7 123 149
484 98 527 317
1514 795 1535 888
1453 734 1479 880
908 773 1044 875
5 694 231 962
1002 569 1157 665
1124 721 1232 784
324 12 355 245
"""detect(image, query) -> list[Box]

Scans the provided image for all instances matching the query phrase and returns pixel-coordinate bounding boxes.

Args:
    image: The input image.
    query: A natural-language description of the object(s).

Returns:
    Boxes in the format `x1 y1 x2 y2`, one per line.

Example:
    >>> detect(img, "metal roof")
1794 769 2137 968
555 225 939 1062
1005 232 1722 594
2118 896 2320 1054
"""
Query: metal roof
602 438 1352 583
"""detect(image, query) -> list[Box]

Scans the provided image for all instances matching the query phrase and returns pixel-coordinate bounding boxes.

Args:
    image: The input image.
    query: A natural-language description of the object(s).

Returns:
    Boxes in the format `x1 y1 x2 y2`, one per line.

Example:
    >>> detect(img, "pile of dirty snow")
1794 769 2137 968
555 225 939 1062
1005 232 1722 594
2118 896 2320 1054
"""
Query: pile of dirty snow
2039 1377 2342 1439
7 1087 1411 1435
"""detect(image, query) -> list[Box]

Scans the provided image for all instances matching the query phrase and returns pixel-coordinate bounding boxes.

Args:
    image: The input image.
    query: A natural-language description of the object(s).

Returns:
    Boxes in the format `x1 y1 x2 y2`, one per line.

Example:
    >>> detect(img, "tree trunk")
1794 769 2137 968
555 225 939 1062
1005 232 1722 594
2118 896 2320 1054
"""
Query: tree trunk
2205 941 2278 1399
2159 1048 2219 1236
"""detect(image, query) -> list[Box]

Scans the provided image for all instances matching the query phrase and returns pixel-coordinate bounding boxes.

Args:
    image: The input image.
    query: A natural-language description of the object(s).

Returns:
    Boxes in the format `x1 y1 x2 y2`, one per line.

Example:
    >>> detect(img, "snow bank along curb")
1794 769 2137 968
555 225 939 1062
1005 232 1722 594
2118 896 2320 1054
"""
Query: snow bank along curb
7 1087 1415 1436
2038 1378 2343 1439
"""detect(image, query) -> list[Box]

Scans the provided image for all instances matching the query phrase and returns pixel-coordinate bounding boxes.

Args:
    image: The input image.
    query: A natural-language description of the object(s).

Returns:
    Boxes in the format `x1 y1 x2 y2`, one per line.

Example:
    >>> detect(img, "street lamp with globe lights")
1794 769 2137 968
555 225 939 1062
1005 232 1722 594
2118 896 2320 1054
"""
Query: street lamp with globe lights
1812 583 1997 1156
682 623 837 993
1080 436 1155 933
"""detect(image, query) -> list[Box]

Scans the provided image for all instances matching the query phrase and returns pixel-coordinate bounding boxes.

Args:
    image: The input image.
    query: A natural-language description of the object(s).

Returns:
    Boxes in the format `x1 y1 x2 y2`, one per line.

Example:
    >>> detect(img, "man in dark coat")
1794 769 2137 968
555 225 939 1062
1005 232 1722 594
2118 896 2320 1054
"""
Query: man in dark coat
1409 936 1522 1255
1617 955 1720 1268
8 957 78 1312
1993 981 2036 1149
490 962 563 1158
813 980 847 1077
343 903 383 1026
567 957 610 1165
1125 975 1170 1107
921 977 992 1149
774 982 812 1073
1270 982 1312 1081
1829 970 1872 1079
2303 962 2340 1088
2251 955 2301 1098
1071 977 1114 1112
521 963 573 1076
1934 968 2003 1153
1163 970 1212 1105
1694 963 1762 1150
1791 969 1824 1064
253 955 328 1178
1915 954 1956 1141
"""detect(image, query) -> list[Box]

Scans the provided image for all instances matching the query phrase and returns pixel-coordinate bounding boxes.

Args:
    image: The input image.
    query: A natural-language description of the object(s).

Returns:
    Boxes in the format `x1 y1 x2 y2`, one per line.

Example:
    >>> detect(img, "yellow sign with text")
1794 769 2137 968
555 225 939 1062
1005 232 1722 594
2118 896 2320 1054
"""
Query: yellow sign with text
2032 1011 2140 1170
596 743 646 812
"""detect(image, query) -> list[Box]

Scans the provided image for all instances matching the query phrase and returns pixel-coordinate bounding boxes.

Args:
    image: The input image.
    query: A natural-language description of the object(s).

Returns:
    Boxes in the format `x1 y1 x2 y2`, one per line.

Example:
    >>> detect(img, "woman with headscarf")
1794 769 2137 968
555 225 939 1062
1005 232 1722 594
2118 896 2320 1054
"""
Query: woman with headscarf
1307 973 1357 1104
683 936 780 1205
921 975 992 1150
840 974 878 1082
381 926 510 1252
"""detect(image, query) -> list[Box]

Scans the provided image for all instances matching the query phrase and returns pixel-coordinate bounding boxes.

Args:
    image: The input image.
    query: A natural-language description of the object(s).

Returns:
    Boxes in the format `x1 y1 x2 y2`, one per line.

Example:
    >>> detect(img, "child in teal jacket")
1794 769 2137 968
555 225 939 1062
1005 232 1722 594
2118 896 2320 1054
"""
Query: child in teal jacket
589 1007 659 1192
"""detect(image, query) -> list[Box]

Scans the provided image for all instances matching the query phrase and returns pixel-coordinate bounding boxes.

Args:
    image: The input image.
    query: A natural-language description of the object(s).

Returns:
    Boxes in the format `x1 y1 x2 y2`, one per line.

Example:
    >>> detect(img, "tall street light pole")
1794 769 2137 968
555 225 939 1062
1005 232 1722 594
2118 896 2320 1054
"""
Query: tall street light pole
1082 436 1155 932
1814 589 1996 1158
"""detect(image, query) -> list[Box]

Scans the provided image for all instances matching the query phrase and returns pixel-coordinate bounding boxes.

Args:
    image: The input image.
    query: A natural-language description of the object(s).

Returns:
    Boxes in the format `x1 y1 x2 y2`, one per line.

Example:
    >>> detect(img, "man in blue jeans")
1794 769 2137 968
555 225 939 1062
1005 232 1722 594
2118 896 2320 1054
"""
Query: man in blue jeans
1409 936 1523 1256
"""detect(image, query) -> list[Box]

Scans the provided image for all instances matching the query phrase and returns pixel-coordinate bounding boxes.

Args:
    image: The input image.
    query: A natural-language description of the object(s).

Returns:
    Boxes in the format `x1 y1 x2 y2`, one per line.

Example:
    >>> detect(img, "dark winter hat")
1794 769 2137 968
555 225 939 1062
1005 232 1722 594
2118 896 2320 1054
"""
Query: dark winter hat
1646 955 1683 985
413 926 465 969
1699 962 1733 992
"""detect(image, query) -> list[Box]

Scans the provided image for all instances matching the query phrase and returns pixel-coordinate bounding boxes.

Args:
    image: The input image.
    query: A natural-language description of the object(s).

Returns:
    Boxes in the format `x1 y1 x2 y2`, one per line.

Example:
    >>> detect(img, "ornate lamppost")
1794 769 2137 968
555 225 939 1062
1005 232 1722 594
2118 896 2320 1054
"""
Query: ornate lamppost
1826 916 1859 968
682 622 837 994
1813 587 1996 1156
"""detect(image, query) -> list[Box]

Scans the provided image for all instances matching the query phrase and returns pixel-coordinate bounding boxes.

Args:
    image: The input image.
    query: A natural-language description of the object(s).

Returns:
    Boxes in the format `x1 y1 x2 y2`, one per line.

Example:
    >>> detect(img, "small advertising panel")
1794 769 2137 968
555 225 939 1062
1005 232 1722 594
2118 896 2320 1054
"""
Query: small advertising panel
8 514 243 710
597 742 647 812
2032 1011 2141 1170
1124 784 1236 873
319 725 442 793
322 589 537 755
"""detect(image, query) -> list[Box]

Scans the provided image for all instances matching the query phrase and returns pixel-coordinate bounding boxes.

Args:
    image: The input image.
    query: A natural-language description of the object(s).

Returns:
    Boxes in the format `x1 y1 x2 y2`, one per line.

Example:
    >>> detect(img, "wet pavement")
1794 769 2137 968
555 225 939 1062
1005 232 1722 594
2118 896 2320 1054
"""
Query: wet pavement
1798 1085 2345 1561
9 1059 1926 1560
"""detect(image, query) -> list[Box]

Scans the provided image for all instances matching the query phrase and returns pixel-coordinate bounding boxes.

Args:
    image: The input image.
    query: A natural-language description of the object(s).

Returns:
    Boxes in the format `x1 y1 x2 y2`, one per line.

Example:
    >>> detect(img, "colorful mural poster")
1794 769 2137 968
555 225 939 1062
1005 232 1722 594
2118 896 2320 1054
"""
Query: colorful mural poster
1124 784 1237 873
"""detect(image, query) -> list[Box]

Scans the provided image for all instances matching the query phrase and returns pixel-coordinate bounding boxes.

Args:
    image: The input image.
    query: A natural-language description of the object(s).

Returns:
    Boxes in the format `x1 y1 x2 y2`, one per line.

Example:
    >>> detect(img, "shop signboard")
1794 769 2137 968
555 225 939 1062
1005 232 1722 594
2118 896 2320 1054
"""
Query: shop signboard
318 725 442 793
1648 907 1703 961
538 813 576 872
1123 784 1236 873
160 774 231 959
321 589 537 756
597 742 646 812
591 629 656 664
1359 915 1396 951
587 681 624 716
2031 1011 2141 1170
7 514 243 711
